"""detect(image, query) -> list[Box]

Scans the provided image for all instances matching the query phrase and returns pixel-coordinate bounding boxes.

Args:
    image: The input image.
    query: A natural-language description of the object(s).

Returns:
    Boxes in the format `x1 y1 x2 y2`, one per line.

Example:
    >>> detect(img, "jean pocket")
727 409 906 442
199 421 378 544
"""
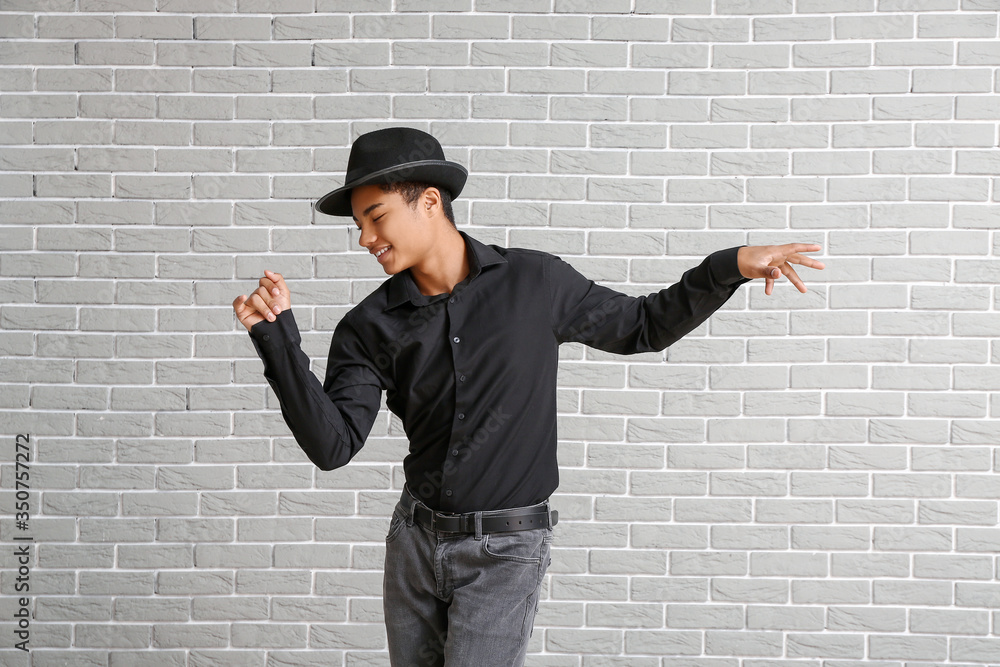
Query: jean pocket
385 508 406 543
482 529 545 564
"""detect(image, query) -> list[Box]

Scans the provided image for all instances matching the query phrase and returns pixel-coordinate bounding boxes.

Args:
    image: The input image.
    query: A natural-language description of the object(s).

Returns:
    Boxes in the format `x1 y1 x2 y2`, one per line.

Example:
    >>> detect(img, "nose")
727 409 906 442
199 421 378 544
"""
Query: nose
356 223 375 249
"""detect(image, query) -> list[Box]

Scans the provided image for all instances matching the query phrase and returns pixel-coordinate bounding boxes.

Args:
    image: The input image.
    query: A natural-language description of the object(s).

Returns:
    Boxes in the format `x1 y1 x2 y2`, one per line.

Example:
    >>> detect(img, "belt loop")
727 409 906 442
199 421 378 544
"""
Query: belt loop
474 511 483 541
403 486 415 527
545 501 552 530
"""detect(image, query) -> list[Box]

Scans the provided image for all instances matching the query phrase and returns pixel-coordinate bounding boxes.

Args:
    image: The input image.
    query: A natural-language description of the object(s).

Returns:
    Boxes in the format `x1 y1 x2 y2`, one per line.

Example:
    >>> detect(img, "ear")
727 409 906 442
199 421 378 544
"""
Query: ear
420 186 442 218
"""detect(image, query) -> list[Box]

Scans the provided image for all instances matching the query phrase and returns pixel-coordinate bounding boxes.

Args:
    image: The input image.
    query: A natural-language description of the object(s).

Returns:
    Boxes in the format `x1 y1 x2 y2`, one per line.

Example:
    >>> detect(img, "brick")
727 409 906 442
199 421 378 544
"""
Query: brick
795 43 870 68
749 71 827 95
396 0 469 9
829 606 907 634
709 204 787 229
0 40 75 66
473 42 547 67
836 212 919 245
791 472 869 498
748 177 824 202
633 44 708 69
875 149 952 174
633 0 711 10
592 16 671 41
673 18 749 42
588 69 665 96
880 0 954 7
792 150 867 176
752 124 829 149
118 15 191 39
958 149 1000 174
511 175 584 200
509 69 585 94
38 68 114 94
37 14 113 39
915 68 993 93
76 41 154 66
717 0 790 11
792 97 869 122
669 71 746 96
513 15 588 40
552 149 628 176
876 40 954 67
432 14 508 39
918 12 997 38
836 14 913 39
952 638 1000 662
705 630 783 656
429 68 505 93
272 70 348 95
832 69 909 93
668 178 743 203
594 123 667 148
546 629 622 655
757 16 831 41
353 14 427 39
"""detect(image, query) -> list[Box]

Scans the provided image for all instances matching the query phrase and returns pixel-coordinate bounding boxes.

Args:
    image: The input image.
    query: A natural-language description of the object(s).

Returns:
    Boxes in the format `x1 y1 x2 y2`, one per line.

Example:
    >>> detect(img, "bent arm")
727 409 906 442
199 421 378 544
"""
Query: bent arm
547 246 751 354
248 309 383 471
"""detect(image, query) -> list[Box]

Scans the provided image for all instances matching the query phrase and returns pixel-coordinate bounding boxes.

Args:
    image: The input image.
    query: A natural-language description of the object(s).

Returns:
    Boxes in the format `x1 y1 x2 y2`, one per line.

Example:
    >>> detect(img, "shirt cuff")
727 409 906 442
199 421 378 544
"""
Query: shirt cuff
248 308 301 356
709 245 751 287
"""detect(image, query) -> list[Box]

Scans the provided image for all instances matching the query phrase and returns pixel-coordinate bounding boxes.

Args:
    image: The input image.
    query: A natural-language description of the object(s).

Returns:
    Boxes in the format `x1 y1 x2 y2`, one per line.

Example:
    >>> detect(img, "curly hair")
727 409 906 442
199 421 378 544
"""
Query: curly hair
378 181 456 227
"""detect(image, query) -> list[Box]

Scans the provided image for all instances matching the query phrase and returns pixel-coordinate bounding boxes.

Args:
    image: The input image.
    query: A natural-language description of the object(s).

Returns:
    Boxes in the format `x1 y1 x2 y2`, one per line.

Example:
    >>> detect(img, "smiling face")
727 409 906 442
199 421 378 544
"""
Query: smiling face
351 183 439 275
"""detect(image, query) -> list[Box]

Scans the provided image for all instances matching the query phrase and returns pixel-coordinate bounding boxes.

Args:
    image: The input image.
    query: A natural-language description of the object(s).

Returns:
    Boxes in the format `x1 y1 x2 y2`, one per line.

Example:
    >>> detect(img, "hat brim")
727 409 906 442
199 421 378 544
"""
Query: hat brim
314 160 468 217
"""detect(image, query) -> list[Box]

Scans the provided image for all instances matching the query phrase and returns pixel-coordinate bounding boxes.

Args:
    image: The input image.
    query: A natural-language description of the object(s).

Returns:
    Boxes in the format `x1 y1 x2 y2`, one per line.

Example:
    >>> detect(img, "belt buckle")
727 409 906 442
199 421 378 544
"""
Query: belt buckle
429 510 448 531
431 510 461 532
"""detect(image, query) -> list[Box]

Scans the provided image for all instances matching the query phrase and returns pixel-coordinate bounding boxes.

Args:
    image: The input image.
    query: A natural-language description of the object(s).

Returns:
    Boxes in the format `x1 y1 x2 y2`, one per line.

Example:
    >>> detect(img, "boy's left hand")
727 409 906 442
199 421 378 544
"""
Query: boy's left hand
737 244 825 295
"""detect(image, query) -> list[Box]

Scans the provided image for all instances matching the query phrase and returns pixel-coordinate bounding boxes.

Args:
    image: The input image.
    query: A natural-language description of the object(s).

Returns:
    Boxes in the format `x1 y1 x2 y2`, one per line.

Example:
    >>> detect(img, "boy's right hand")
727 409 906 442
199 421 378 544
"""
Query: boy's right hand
233 269 292 332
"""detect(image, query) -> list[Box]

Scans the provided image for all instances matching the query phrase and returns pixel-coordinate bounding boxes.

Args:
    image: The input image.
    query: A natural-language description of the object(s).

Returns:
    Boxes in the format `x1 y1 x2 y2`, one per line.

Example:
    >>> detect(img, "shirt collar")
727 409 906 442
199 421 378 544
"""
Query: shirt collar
385 230 507 311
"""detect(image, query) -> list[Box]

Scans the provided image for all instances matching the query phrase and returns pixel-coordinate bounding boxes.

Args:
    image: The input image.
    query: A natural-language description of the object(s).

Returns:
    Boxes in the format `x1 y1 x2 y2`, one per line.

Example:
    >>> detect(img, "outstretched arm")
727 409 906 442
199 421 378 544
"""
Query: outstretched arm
548 246 750 354
548 243 825 355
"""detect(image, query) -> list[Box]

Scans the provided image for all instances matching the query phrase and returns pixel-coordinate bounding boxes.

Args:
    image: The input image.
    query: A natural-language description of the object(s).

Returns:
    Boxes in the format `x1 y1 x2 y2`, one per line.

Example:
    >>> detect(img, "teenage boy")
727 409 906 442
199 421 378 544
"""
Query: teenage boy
233 127 824 665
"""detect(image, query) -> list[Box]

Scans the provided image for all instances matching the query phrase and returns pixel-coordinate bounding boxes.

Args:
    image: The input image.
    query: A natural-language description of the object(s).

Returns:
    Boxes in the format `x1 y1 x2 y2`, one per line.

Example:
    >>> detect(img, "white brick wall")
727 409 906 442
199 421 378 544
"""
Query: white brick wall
2 1 1000 664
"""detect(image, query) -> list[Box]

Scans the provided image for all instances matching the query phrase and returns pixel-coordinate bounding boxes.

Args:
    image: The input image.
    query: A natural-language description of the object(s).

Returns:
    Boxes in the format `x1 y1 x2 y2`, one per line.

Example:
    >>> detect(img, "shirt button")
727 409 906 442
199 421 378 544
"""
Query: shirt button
445 489 453 497
453 336 460 344
262 334 270 342
459 375 466 382
451 449 459 456
457 413 465 420
449 297 456 303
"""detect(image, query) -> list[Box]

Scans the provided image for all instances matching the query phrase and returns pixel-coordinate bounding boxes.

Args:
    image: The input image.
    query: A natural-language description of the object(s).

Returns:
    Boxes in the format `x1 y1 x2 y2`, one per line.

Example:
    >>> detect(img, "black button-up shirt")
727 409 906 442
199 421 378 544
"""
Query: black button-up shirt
248 231 749 513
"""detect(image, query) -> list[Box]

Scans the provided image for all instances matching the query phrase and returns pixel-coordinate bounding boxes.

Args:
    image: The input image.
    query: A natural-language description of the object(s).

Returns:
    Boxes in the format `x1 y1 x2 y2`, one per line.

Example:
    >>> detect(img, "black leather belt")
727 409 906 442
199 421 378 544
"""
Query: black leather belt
401 486 558 534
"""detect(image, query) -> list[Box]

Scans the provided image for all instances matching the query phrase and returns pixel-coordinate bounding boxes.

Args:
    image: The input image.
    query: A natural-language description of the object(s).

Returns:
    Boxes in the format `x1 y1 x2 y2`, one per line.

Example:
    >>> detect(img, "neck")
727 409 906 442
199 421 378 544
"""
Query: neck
409 227 470 296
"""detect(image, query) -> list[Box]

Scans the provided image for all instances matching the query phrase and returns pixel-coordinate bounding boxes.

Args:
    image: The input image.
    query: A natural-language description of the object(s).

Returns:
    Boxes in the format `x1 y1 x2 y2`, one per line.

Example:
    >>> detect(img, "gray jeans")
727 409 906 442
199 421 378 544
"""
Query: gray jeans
383 492 554 666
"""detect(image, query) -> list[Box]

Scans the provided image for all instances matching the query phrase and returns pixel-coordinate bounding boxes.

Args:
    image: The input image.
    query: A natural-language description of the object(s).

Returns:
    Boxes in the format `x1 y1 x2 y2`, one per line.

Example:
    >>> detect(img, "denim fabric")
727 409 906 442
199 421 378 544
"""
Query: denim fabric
383 492 554 666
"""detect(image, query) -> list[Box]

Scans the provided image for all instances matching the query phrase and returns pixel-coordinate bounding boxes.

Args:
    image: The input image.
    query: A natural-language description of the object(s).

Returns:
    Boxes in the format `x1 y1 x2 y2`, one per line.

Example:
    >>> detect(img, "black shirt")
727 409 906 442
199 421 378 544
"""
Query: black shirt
248 231 750 513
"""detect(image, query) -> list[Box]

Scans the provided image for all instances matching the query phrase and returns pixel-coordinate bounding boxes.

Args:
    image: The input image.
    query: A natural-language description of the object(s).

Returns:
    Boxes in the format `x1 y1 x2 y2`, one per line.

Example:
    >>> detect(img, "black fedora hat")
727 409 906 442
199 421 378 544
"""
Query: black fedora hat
314 127 468 217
